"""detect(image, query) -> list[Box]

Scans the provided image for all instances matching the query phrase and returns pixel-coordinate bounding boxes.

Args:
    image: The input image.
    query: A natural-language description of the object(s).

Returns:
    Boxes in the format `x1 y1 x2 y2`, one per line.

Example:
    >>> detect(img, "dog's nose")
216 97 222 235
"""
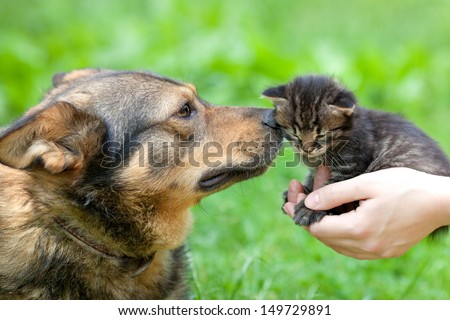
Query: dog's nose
262 109 279 129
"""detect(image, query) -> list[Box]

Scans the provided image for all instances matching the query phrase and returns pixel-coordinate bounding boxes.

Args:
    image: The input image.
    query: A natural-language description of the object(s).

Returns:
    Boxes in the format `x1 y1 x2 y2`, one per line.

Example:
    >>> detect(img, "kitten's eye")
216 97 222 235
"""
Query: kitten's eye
283 132 297 141
316 134 326 140
177 103 193 119
285 133 301 144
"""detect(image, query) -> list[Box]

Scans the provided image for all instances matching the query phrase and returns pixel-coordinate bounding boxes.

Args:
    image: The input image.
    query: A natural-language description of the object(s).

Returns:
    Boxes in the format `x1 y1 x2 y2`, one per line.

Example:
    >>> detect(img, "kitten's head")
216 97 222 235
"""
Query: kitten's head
262 75 356 159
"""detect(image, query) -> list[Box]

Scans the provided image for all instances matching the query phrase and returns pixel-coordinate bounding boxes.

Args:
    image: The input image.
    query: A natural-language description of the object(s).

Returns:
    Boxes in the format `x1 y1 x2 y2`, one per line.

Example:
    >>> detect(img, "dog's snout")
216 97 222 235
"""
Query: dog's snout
262 109 279 129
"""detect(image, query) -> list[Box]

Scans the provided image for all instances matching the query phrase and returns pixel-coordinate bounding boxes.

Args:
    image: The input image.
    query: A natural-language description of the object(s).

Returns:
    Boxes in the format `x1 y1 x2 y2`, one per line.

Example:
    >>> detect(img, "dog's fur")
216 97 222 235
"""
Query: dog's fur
0 69 282 299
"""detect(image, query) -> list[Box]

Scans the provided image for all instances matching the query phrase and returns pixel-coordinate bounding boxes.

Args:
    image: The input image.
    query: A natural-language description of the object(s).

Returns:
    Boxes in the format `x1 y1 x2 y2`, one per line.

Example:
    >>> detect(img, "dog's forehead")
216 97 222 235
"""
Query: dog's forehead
54 70 197 115
87 71 197 98
49 71 199 141
53 70 195 98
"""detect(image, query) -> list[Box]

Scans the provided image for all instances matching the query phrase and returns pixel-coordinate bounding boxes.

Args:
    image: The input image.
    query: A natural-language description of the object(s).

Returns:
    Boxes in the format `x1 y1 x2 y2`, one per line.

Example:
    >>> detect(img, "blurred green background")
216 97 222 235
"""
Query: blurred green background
1 0 449 299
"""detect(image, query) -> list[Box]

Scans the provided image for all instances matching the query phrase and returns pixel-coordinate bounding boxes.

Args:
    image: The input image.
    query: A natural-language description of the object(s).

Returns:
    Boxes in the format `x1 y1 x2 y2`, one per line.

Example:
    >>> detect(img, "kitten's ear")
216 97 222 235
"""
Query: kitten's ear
332 105 355 116
331 90 356 116
261 85 288 108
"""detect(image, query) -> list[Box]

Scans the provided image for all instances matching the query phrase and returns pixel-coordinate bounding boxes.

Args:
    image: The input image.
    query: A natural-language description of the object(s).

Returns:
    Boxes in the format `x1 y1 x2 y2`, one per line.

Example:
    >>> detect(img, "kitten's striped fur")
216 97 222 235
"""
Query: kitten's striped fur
264 75 450 236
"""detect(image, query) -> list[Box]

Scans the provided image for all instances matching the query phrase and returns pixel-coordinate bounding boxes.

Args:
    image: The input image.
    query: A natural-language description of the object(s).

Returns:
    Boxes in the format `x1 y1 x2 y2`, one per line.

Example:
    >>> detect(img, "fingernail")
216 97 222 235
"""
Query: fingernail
289 180 299 192
305 192 319 209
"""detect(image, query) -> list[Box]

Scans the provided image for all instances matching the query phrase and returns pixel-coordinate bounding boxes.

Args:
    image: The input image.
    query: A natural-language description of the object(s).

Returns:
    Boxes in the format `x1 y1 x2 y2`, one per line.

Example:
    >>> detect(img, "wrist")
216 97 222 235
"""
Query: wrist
428 175 450 228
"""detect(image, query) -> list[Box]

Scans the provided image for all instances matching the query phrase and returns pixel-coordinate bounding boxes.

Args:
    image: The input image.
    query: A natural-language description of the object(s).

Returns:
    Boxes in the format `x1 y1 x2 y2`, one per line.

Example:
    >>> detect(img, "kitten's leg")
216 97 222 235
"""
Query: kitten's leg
281 187 310 214
293 200 328 226
302 172 314 194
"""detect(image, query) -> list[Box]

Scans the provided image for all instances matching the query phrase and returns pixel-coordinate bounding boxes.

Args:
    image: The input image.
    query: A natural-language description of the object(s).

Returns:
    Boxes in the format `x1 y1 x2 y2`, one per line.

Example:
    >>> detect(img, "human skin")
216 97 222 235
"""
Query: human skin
283 167 450 259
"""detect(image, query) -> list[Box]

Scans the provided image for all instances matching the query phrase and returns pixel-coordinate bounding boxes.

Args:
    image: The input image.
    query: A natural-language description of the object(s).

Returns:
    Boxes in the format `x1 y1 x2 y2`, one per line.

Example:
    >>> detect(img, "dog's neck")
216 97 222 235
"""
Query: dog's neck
54 216 155 278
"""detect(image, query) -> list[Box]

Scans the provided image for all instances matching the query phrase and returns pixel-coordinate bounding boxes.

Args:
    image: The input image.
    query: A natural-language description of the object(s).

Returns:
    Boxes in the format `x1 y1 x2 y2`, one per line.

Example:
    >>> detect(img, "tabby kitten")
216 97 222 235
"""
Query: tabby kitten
263 75 450 236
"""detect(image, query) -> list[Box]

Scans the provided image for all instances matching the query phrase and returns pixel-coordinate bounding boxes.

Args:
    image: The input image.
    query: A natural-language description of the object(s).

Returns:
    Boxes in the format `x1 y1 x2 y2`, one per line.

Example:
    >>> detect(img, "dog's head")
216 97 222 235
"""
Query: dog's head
0 69 282 253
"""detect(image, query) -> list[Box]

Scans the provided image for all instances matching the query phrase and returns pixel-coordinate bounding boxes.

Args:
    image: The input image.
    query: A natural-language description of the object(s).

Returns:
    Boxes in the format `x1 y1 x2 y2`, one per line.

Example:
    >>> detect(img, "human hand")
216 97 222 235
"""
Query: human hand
283 168 450 259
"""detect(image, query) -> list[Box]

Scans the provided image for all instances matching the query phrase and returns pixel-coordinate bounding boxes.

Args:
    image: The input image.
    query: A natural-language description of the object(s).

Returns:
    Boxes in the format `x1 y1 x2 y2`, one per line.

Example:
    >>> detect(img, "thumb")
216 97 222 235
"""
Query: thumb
304 175 372 210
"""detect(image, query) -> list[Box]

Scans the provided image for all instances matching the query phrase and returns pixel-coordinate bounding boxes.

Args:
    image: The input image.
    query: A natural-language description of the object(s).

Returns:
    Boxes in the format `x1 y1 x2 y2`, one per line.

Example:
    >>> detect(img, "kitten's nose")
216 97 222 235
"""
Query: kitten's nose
302 142 321 153
262 109 279 129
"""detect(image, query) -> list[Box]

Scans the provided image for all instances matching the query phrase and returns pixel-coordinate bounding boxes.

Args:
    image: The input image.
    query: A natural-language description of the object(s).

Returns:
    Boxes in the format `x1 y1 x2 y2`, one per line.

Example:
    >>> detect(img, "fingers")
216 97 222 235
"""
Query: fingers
287 180 303 203
305 175 374 211
304 212 376 259
283 194 307 218
283 202 295 217
306 211 358 238
283 180 306 218
304 209 401 260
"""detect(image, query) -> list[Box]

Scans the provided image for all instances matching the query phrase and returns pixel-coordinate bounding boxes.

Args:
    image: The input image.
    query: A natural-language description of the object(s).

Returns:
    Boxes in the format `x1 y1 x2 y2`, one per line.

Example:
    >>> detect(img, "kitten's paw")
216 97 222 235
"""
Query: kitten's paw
281 190 288 214
282 189 288 203
302 184 311 195
293 200 328 226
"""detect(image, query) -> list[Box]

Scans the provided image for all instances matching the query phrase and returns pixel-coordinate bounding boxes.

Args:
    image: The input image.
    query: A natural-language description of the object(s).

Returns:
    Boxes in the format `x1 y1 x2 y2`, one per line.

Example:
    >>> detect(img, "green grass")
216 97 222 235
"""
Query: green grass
1 0 450 299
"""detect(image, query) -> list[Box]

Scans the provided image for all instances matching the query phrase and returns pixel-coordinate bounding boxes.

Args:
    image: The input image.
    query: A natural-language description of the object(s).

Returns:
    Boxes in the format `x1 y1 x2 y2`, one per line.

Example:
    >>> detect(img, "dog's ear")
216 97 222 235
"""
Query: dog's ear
0 101 106 174
52 68 104 87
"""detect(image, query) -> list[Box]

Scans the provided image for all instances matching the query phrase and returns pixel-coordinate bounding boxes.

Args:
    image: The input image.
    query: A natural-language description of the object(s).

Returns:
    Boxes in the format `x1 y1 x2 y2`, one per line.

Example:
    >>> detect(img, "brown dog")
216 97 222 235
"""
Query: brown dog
0 69 282 299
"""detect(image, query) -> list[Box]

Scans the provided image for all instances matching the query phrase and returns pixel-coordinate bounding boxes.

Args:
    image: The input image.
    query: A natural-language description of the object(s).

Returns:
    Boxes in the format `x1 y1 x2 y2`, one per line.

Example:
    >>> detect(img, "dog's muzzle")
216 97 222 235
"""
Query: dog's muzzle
262 109 279 129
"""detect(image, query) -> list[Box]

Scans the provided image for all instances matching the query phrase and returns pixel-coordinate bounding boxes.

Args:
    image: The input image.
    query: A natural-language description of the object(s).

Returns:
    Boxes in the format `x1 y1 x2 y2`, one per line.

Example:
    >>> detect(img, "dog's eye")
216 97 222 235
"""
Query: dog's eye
177 104 192 119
